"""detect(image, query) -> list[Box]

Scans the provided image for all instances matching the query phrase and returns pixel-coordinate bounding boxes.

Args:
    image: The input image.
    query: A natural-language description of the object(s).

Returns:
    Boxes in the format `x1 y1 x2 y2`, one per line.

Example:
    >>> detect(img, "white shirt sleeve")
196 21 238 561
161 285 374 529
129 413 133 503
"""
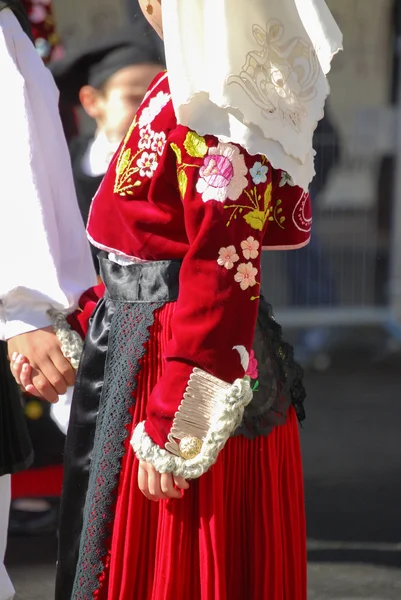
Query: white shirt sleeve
0 9 97 341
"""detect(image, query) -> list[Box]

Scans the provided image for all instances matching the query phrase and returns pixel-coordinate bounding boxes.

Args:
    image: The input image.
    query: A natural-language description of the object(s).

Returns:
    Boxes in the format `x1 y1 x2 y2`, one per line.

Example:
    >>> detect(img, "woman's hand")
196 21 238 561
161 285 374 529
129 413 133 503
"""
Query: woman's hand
138 460 189 501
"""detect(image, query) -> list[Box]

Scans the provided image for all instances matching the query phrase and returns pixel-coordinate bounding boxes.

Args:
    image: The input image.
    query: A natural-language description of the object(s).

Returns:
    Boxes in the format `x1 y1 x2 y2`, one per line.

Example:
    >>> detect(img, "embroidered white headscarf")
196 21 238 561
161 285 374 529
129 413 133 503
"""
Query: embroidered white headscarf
162 0 342 191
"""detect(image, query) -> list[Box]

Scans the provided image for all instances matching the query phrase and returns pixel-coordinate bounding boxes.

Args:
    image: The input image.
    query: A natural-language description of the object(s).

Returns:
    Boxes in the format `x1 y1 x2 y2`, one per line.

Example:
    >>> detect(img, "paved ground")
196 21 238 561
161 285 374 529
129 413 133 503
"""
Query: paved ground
5 329 401 599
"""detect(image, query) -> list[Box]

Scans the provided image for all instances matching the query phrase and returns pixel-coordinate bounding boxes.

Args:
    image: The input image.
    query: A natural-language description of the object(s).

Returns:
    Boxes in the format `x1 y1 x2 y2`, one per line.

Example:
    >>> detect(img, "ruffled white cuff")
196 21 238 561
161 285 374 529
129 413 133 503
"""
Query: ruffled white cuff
47 309 83 370
131 368 252 479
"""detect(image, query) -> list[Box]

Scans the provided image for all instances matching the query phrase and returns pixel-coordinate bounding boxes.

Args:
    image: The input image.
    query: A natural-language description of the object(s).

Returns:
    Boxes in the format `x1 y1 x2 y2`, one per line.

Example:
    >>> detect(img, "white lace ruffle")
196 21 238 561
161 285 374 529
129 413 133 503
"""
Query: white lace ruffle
47 309 83 370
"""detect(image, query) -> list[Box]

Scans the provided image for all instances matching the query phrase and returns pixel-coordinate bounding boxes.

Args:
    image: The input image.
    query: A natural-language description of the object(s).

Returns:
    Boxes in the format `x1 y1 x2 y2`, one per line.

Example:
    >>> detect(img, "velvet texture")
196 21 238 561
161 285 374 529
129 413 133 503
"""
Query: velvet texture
98 301 307 599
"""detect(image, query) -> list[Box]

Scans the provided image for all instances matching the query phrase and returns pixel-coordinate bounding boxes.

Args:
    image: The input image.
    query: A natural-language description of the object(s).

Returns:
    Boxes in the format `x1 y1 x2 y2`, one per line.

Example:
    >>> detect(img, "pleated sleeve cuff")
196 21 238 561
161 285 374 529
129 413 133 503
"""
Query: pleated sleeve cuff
131 368 253 479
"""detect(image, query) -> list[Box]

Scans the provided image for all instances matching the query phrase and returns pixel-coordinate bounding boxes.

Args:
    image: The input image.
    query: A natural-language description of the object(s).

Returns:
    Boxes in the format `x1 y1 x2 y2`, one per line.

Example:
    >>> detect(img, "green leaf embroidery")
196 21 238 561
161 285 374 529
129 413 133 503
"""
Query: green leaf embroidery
116 149 131 176
244 210 266 231
170 143 182 165
178 170 188 198
184 131 208 158
280 216 286 224
263 182 272 212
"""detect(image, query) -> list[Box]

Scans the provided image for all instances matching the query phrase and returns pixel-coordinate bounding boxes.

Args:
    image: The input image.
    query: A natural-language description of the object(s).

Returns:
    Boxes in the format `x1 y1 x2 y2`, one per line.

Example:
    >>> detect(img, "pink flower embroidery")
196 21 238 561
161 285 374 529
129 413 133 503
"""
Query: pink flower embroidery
196 143 248 203
217 246 239 270
234 262 258 290
137 152 158 178
245 350 259 380
29 5 47 22
138 125 154 150
241 236 260 260
151 132 167 156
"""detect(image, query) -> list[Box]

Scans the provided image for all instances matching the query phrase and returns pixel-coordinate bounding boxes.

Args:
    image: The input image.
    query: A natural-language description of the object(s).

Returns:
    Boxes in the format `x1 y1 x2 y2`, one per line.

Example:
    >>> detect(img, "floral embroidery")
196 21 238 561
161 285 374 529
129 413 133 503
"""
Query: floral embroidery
217 246 239 270
234 262 258 290
138 91 171 128
245 349 259 380
233 346 259 389
138 125 154 150
225 180 285 231
151 132 167 156
241 236 259 260
227 20 319 132
196 143 248 203
250 161 268 185
137 152 158 178
114 118 165 195
279 171 295 187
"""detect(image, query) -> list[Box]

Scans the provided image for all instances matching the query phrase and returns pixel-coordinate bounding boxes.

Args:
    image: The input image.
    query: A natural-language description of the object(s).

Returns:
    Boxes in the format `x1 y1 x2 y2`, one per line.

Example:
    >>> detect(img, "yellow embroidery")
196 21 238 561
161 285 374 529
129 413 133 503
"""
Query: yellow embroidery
170 131 207 199
225 181 285 231
114 118 143 196
184 131 208 158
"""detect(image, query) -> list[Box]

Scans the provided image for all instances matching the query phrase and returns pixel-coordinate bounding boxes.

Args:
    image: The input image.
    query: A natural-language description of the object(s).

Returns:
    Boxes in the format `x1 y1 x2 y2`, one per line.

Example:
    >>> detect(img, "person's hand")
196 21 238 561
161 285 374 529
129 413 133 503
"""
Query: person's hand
8 327 76 403
10 353 37 397
138 460 189 501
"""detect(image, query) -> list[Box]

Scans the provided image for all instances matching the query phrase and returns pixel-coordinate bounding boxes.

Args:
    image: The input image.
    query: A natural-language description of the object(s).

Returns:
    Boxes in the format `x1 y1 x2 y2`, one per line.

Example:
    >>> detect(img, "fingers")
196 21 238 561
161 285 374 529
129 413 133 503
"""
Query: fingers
33 355 68 397
160 473 182 499
49 349 76 387
173 475 190 491
20 364 42 398
30 369 59 404
10 354 56 401
138 462 152 501
138 461 189 501
10 353 25 385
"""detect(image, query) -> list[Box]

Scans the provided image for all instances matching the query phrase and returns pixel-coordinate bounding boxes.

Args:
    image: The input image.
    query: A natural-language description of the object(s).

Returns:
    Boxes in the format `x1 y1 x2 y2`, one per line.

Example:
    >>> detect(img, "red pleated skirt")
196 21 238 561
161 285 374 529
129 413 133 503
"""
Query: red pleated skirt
96 303 307 600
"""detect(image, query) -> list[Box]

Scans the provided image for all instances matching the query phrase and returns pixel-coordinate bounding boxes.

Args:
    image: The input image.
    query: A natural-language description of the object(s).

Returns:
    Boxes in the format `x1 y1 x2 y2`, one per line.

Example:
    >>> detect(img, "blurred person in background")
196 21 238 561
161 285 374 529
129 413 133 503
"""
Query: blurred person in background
51 24 165 275
44 24 165 442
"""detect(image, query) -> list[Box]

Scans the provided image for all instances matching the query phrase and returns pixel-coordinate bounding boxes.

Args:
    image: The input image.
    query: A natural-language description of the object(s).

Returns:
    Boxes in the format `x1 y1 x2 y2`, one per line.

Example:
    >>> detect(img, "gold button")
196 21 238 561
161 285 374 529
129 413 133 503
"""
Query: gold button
179 436 203 460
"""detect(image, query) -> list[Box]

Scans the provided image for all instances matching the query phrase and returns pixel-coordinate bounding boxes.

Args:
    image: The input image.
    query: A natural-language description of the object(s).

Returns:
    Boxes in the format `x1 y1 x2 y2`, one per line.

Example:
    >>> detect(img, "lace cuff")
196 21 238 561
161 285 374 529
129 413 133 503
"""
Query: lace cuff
47 309 83 370
131 368 252 479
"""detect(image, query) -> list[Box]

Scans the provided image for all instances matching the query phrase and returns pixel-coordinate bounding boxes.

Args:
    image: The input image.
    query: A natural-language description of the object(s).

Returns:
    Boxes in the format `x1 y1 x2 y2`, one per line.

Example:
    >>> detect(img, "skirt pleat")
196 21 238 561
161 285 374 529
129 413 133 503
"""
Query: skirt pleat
96 302 307 600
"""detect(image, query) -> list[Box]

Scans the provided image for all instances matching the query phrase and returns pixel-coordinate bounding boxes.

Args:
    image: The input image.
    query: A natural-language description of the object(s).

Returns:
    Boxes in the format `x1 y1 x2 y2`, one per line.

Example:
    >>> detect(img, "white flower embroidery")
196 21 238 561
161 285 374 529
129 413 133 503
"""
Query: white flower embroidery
196 143 248 203
137 152 158 178
151 131 167 156
138 125 155 150
233 345 250 371
217 246 239 270
279 171 295 187
241 237 260 260
138 91 171 129
234 262 258 290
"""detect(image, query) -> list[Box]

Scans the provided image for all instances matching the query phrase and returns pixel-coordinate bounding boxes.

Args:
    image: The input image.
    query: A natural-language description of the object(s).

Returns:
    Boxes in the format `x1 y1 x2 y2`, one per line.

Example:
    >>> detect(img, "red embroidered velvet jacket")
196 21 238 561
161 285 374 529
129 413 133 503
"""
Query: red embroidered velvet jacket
86 72 312 449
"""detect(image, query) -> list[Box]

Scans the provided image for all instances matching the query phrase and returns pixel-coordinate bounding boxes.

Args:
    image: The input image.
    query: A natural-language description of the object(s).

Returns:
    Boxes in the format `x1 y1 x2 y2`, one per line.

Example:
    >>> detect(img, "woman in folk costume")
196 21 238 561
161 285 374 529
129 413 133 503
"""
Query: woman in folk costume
15 0 341 598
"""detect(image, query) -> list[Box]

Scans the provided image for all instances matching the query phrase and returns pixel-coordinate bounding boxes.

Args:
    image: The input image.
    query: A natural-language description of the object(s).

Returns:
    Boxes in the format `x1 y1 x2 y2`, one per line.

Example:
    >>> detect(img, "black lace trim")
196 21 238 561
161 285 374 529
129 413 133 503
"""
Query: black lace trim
235 296 306 440
72 301 162 599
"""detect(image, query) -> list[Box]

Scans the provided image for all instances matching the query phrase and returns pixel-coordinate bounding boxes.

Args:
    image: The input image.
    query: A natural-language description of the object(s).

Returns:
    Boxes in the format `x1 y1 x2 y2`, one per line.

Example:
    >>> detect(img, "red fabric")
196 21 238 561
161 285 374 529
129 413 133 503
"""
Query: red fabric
95 303 306 600
11 465 63 499
87 72 312 447
67 282 105 339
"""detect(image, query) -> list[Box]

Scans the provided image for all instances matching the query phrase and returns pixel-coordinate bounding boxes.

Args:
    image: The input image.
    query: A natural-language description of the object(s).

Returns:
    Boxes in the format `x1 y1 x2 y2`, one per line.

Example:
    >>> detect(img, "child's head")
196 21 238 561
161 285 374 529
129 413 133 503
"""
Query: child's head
79 62 162 143
51 26 165 143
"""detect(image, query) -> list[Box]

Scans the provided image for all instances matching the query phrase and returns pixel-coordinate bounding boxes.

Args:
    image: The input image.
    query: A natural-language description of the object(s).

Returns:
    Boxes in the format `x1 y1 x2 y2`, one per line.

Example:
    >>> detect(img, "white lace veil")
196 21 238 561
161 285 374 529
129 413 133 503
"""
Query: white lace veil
162 0 342 190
